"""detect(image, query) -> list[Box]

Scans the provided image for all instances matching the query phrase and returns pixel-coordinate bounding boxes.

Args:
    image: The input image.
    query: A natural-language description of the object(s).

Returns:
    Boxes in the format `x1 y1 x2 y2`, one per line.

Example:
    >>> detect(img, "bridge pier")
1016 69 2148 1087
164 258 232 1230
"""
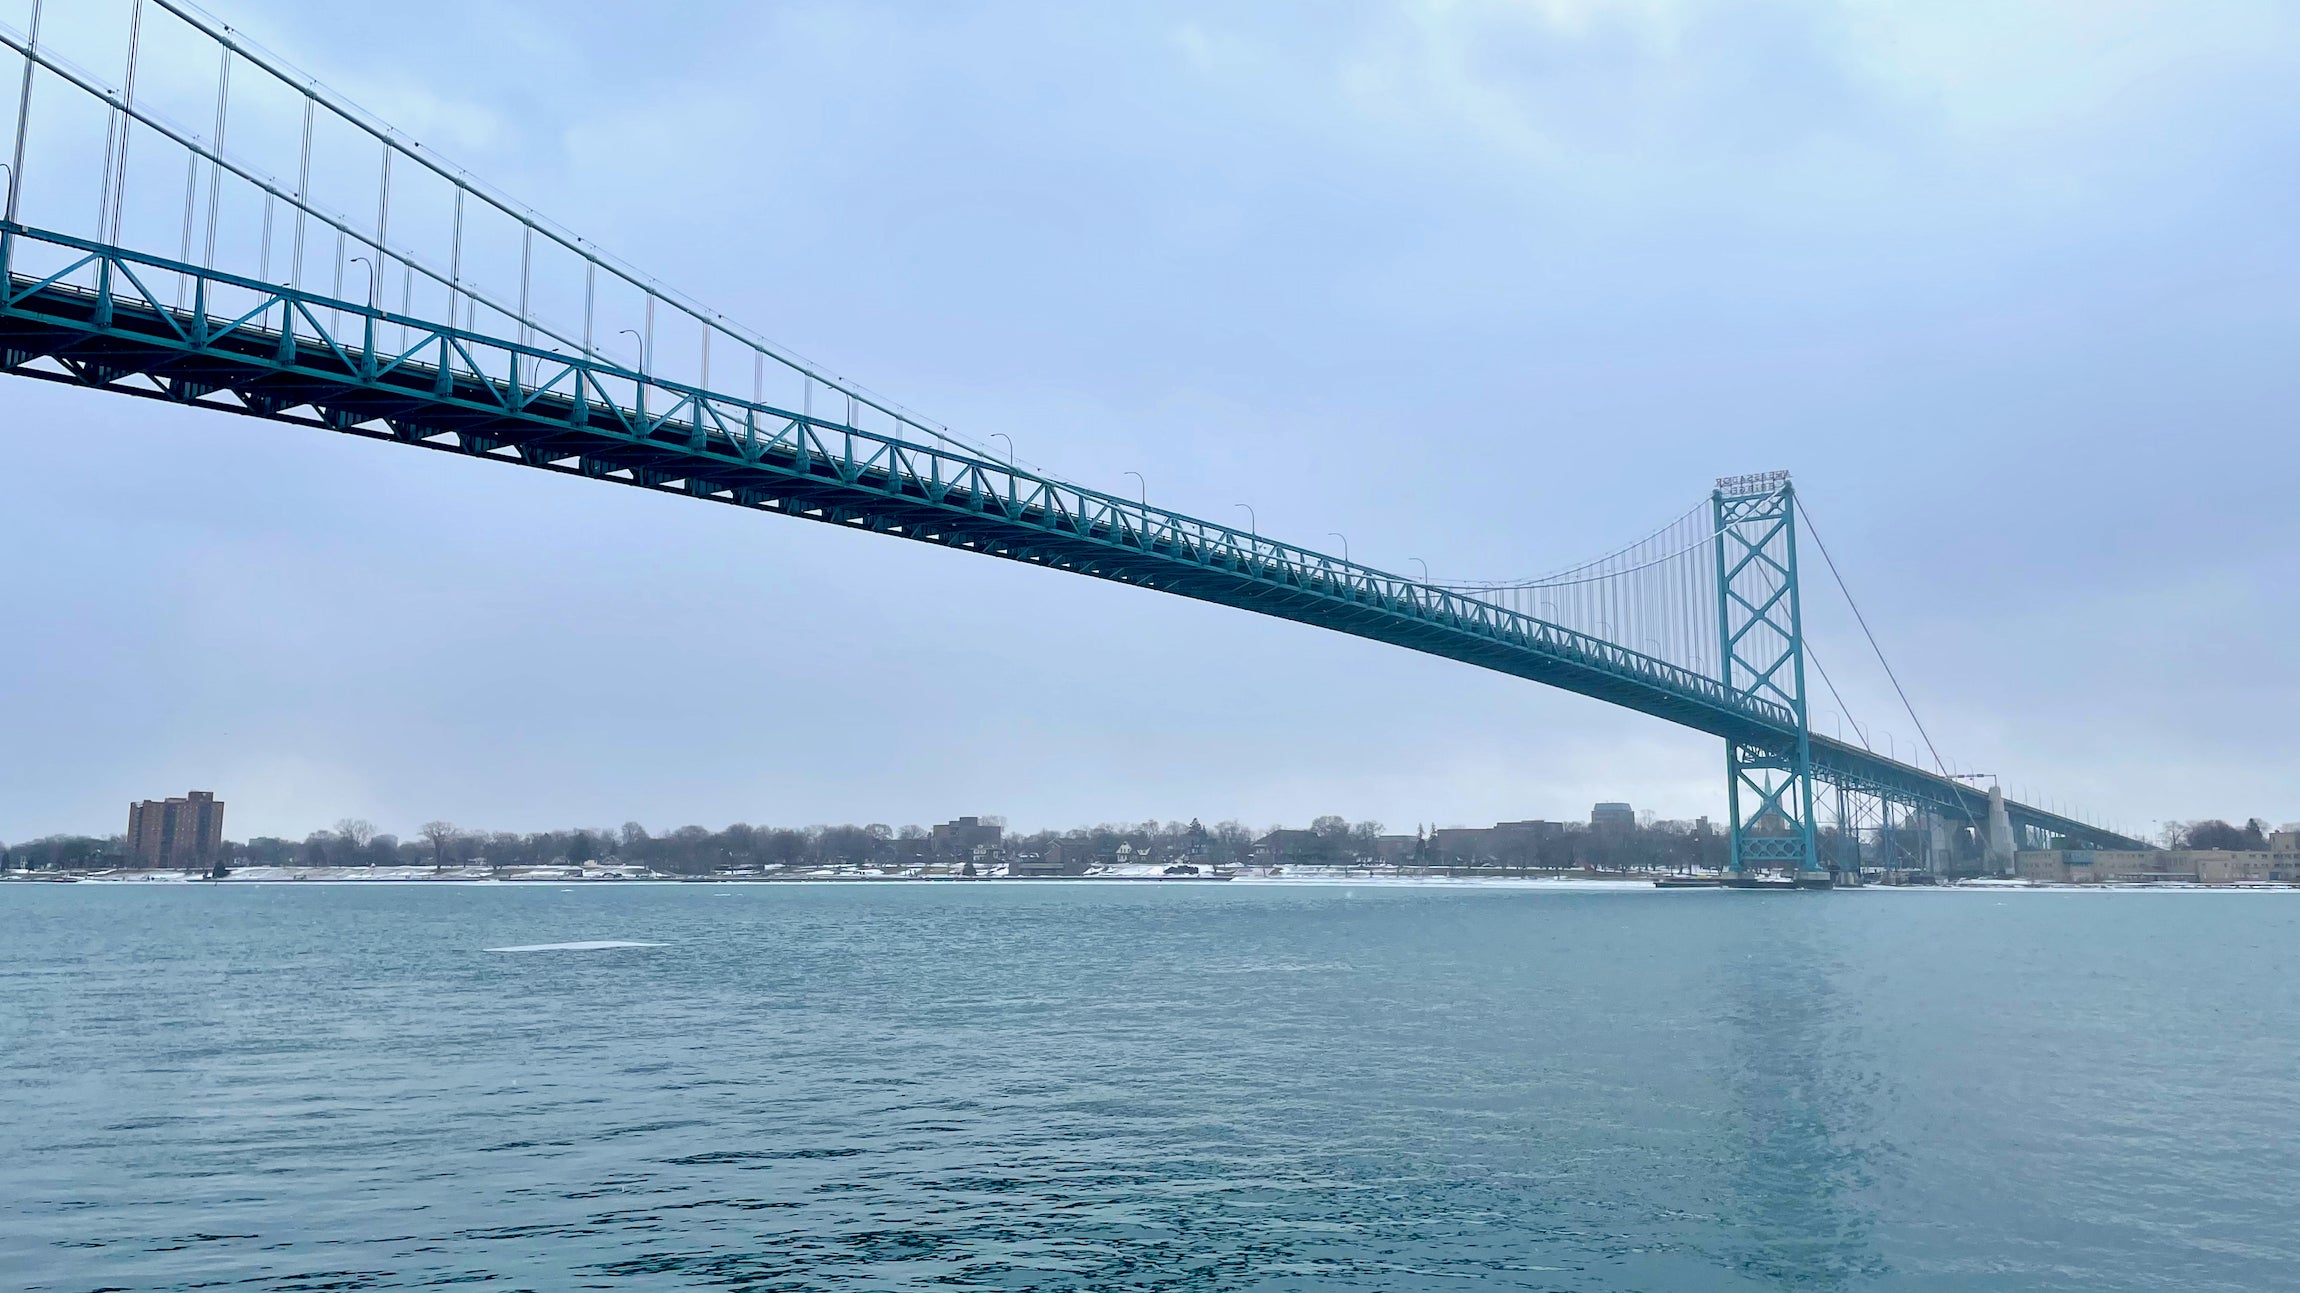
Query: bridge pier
1986 785 2016 876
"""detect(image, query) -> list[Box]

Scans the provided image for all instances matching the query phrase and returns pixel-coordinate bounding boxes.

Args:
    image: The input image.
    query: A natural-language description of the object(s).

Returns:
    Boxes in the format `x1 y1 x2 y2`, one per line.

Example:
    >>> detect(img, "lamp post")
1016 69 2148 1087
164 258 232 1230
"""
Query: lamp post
347 255 375 374
1234 503 1256 538
618 327 646 418
1327 532 1349 564
990 432 1013 468
1410 557 1429 582
1123 471 1146 507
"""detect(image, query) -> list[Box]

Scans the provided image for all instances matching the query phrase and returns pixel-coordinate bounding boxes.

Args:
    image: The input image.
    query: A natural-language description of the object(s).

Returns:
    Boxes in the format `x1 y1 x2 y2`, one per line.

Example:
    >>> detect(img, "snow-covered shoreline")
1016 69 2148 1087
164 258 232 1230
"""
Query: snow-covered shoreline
11 865 2296 893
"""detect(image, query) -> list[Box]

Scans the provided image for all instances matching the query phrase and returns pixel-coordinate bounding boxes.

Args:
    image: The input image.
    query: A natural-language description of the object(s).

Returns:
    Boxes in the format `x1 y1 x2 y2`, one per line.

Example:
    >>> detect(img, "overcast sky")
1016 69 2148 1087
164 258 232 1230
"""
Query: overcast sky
2 0 2294 843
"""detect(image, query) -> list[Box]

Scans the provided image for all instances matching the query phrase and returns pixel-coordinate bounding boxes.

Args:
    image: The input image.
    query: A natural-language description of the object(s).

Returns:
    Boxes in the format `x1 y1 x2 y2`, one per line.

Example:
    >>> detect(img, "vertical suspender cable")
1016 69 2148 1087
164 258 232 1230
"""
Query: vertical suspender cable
5 0 40 226
201 47 230 269
175 147 196 302
97 0 146 244
373 143 390 282
95 76 119 233
290 96 312 291
108 0 144 245
517 222 531 384
373 143 391 348
447 185 464 337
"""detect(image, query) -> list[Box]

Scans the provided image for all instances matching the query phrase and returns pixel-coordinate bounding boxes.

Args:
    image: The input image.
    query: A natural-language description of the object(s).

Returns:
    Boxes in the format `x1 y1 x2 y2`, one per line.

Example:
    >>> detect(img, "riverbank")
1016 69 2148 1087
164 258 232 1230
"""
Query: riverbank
11 865 2296 891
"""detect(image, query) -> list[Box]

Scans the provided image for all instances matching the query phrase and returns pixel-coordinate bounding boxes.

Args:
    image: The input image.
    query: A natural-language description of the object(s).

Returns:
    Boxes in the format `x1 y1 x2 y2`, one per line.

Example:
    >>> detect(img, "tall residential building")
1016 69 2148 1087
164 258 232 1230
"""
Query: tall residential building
127 791 224 869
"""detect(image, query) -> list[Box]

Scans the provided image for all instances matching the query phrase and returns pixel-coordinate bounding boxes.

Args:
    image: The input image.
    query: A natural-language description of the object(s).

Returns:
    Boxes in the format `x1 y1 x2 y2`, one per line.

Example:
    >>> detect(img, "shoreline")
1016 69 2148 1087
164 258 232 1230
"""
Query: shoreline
8 867 2297 893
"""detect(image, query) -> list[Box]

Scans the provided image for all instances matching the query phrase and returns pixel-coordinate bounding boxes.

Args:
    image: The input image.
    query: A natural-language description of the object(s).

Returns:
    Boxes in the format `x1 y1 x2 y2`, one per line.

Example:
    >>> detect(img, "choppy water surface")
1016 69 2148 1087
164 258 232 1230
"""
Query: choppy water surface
2 882 2295 1291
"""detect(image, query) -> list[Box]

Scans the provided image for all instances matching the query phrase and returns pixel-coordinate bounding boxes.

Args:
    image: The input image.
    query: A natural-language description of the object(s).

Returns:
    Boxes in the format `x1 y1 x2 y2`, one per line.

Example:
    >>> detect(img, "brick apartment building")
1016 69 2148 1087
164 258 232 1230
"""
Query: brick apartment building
930 815 1003 859
126 791 225 869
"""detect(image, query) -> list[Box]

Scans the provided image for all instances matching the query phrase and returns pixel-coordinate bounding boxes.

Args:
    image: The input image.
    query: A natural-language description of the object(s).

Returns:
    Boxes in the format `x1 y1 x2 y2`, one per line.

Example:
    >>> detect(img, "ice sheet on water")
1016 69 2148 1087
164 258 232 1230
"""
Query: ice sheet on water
483 940 664 953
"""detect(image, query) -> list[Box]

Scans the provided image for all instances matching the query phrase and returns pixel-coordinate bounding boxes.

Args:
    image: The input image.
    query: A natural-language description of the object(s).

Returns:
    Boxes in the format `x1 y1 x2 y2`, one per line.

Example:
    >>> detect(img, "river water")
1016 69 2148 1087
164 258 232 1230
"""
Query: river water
2 881 2294 1291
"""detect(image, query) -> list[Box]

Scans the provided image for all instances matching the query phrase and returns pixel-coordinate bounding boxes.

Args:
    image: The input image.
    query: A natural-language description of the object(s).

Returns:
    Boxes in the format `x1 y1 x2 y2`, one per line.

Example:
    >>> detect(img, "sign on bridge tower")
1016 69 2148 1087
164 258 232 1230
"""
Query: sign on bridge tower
1712 472 1820 874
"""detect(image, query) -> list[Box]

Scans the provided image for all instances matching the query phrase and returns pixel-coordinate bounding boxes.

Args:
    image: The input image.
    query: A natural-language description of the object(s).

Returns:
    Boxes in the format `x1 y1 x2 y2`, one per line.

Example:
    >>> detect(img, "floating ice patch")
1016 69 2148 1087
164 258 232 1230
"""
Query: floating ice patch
484 940 664 953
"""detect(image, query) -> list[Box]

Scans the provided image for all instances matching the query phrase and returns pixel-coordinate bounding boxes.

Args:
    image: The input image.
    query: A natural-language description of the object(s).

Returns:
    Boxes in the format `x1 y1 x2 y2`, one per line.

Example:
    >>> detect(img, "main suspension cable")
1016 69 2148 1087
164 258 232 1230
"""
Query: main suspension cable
1795 498 1951 778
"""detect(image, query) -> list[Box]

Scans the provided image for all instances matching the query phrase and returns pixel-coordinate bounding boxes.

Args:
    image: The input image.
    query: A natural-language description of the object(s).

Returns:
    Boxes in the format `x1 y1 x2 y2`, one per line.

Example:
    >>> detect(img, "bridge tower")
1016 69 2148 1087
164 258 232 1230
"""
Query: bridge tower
1713 472 1820 875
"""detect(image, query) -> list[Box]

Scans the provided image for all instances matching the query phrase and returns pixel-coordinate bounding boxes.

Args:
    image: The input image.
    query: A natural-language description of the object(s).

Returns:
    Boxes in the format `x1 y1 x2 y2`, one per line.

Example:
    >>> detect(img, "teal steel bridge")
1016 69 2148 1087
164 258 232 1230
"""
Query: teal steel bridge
0 1 2146 868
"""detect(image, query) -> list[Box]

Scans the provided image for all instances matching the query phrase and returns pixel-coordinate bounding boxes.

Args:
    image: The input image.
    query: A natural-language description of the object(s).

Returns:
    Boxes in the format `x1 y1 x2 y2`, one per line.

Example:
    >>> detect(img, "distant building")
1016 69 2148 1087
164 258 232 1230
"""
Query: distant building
2016 848 2300 885
1591 802 1635 833
1041 838 1099 874
1492 819 1562 849
1371 834 1421 864
1254 829 1322 864
931 816 1003 859
127 791 224 869
1430 827 1493 863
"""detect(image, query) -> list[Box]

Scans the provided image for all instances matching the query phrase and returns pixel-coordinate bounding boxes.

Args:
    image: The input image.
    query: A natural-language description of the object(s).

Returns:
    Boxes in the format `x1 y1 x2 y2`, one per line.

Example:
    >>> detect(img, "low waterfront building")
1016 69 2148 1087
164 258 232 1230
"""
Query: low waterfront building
1431 826 1495 864
2015 848 2300 885
1371 834 1421 864
1431 819 1564 865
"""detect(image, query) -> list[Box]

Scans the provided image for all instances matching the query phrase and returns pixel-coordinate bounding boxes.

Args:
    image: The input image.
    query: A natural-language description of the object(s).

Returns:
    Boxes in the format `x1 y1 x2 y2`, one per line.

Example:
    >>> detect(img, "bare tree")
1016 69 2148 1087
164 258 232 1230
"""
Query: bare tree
2169 820 2263 851
419 821 458 869
335 814 374 865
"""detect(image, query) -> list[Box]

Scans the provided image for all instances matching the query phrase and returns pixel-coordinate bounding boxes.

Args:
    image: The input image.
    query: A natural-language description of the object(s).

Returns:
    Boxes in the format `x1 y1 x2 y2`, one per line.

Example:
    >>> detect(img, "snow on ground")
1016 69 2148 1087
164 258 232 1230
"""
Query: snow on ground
33 866 2294 892
483 940 664 952
1232 872 1666 891
67 865 657 883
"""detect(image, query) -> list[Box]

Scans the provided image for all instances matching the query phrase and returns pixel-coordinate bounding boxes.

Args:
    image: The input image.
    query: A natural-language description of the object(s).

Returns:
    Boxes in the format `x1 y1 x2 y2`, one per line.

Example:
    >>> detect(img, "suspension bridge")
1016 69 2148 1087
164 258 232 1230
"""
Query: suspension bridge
0 0 2147 876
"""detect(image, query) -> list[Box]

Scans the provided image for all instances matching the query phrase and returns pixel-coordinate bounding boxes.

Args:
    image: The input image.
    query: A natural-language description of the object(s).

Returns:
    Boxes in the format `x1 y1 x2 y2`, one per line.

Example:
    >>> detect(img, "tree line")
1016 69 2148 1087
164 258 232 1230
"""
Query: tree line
2160 819 2281 851
1 816 1254 874
6 813 2290 874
